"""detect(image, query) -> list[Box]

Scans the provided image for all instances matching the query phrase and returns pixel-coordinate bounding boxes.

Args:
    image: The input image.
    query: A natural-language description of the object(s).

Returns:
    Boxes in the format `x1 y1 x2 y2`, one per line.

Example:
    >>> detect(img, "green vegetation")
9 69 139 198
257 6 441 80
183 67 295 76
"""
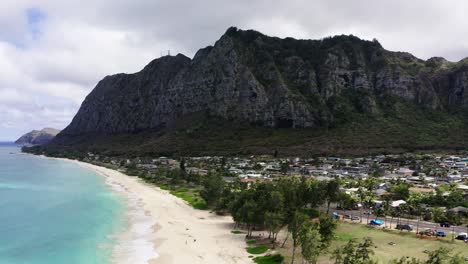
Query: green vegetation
221 178 341 263
231 230 243 234
24 96 468 158
328 223 468 263
246 239 256 245
332 237 377 264
246 245 270 254
157 184 169 190
332 236 466 264
253 254 284 264
169 188 208 210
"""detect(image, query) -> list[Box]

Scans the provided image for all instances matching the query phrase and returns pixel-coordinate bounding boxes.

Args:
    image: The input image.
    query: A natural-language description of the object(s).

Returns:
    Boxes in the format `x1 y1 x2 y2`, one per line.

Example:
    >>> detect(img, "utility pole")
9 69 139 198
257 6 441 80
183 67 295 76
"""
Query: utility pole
451 225 455 242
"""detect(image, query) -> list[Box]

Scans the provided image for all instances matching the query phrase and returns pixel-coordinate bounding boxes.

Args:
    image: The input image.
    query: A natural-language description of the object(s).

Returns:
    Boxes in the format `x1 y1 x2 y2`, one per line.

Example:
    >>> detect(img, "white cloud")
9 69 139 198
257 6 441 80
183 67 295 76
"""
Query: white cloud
0 0 468 140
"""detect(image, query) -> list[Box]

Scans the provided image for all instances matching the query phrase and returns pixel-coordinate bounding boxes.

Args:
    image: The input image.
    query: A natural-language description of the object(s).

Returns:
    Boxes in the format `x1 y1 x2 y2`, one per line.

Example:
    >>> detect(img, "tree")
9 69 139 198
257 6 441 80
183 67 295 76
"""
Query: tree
332 237 377 264
432 207 446 223
265 211 284 243
426 247 451 264
318 215 337 247
389 184 411 200
200 171 225 206
289 211 309 264
280 161 290 174
239 199 258 237
391 247 464 264
300 224 322 264
179 158 186 172
338 192 356 219
324 179 341 214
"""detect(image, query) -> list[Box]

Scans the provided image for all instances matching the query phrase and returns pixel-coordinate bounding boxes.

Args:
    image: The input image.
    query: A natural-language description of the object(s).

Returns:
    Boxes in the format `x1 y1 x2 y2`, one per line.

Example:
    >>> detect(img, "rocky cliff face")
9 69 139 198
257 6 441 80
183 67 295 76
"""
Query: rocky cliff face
15 128 61 145
60 27 468 137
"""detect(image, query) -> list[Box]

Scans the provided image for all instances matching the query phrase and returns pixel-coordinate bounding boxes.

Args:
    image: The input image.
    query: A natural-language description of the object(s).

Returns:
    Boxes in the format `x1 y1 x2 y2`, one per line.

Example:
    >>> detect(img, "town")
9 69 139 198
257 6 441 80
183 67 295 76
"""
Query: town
83 152 468 237
20 145 468 263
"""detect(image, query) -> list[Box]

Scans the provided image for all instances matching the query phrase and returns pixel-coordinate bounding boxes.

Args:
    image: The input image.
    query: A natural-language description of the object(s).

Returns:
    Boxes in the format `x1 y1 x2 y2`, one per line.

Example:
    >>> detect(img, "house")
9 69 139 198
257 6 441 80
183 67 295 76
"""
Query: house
343 187 360 195
446 174 462 183
397 168 414 176
136 164 158 171
240 177 257 188
457 184 468 192
228 167 243 174
448 206 468 216
377 183 390 190
314 176 333 181
186 167 208 176
391 200 406 208
374 189 388 197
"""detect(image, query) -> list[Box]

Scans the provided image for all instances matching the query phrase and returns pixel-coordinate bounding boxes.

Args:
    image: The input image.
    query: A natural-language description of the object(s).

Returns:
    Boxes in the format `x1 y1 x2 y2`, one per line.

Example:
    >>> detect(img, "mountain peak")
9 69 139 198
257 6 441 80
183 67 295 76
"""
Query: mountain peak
15 128 61 146
45 27 468 156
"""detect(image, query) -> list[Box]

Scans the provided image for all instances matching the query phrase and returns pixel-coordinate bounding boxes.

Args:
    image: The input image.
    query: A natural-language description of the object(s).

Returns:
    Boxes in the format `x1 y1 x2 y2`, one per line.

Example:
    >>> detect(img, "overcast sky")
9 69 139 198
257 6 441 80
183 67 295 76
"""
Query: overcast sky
1 0 468 141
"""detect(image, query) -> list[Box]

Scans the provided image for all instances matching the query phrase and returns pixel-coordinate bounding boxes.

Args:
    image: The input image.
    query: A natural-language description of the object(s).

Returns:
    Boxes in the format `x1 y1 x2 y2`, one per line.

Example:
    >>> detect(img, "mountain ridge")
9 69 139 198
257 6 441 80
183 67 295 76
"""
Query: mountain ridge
36 27 468 157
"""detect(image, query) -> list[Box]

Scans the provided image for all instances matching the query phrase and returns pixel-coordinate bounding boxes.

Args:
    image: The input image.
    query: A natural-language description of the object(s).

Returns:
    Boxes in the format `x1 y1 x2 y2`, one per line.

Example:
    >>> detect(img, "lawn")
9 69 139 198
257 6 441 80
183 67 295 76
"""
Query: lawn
168 186 208 210
247 245 270 254
326 222 468 263
253 254 284 264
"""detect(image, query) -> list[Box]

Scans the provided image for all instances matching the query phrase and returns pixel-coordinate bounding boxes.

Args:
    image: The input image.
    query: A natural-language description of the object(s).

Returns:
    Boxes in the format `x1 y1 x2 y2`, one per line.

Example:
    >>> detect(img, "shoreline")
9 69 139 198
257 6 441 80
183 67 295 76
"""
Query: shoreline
48 157 251 264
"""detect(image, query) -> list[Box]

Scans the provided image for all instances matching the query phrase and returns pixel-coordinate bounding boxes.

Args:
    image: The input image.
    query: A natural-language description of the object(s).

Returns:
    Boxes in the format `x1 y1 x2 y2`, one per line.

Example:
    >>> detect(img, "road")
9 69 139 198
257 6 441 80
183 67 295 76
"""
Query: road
326 208 468 236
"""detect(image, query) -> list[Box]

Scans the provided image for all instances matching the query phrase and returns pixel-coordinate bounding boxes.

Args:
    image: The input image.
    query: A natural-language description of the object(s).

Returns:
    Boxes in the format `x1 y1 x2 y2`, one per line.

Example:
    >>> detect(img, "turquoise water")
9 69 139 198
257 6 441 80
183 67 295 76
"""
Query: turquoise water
0 143 125 264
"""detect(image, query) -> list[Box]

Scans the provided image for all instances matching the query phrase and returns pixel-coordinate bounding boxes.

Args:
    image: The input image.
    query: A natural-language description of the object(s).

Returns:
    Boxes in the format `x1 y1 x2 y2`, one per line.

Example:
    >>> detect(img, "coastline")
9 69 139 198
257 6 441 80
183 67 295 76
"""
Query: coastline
49 157 251 264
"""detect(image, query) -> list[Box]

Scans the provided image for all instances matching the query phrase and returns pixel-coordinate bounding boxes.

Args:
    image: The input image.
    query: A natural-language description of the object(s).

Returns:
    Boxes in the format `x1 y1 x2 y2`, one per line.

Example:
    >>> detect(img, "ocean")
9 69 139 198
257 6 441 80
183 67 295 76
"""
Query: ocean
0 143 125 264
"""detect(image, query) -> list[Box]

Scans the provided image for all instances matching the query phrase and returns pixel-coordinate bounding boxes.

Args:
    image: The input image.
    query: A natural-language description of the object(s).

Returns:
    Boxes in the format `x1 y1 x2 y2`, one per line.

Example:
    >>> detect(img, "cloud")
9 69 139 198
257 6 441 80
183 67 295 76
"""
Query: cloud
1 0 468 140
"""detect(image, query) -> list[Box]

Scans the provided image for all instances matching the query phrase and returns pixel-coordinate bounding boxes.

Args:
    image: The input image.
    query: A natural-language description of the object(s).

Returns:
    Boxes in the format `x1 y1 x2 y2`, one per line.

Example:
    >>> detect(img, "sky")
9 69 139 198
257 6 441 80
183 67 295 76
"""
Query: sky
1 0 468 141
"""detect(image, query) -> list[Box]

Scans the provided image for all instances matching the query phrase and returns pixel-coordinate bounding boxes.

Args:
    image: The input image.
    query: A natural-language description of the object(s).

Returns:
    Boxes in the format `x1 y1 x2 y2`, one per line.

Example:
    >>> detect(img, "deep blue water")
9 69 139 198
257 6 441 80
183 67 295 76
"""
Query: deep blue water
0 143 125 264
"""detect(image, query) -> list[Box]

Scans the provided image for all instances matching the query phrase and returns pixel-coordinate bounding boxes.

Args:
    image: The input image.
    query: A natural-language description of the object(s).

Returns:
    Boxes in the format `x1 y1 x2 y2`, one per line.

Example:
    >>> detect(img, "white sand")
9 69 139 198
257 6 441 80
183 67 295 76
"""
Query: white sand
57 158 251 264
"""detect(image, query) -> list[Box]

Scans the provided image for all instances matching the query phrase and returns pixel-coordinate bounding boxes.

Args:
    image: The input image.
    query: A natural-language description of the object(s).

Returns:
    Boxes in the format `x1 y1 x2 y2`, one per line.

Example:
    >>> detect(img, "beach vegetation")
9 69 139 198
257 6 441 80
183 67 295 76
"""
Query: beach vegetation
246 245 270 254
170 189 208 210
246 239 257 245
253 254 284 264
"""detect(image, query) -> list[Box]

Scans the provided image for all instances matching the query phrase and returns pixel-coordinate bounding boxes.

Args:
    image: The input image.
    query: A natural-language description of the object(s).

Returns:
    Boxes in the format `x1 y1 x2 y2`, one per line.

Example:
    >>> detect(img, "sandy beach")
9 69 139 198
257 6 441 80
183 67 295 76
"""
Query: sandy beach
57 158 251 264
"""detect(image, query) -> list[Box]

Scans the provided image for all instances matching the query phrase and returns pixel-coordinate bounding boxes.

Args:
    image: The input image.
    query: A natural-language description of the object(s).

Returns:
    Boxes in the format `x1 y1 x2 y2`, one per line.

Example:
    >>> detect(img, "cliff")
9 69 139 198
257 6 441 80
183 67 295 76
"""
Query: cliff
45 27 468 156
15 128 61 146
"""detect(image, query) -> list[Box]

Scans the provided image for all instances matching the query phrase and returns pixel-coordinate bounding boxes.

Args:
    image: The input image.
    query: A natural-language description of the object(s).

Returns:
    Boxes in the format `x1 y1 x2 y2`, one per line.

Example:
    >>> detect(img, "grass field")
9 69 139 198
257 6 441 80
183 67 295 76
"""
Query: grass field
327 223 467 263
275 222 467 264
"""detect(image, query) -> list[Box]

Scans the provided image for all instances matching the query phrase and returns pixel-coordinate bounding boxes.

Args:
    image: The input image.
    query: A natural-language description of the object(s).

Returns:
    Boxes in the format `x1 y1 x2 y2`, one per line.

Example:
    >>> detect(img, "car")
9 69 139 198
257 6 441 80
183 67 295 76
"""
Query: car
351 216 360 221
439 222 451 228
436 231 446 237
369 219 384 226
455 233 467 240
344 214 351 219
396 224 413 231
332 212 340 219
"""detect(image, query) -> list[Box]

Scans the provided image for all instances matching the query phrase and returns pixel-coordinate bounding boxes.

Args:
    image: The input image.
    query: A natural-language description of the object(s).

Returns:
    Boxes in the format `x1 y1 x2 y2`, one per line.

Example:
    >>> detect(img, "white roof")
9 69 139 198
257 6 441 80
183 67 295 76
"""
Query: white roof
391 200 406 207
